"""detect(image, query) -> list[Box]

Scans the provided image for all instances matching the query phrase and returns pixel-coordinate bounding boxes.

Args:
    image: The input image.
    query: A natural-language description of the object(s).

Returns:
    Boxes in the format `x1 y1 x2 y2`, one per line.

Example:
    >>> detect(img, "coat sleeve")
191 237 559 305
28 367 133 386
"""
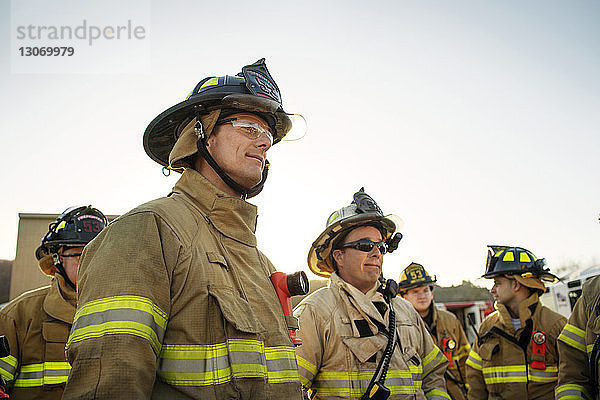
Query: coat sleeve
0 311 19 393
415 314 451 399
63 212 180 399
556 292 594 400
294 303 325 392
465 328 488 400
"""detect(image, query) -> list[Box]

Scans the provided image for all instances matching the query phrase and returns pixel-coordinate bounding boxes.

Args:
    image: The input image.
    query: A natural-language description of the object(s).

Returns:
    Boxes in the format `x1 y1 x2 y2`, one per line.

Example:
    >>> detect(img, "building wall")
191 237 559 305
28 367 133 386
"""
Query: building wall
9 213 117 300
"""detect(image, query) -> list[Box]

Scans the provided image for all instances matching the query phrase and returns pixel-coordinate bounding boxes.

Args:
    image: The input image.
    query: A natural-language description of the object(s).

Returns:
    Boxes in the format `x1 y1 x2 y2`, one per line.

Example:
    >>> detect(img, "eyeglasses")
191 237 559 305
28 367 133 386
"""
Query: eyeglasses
61 253 82 258
216 118 274 145
340 239 387 255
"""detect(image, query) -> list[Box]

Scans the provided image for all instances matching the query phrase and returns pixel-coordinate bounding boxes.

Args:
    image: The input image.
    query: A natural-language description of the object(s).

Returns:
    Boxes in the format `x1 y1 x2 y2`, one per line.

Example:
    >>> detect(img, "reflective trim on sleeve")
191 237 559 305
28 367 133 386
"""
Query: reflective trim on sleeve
482 365 527 384
312 369 420 397
156 340 299 386
67 295 168 354
296 354 318 387
13 361 71 387
528 365 557 383
422 347 447 377
454 343 471 358
425 388 452 399
555 383 592 400
0 354 17 382
264 345 300 383
465 350 482 371
558 324 587 353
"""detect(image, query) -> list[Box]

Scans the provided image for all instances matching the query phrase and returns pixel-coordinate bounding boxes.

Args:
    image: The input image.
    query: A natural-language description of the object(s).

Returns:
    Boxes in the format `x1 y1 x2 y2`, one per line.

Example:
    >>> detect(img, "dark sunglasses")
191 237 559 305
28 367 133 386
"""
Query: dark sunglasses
340 239 387 254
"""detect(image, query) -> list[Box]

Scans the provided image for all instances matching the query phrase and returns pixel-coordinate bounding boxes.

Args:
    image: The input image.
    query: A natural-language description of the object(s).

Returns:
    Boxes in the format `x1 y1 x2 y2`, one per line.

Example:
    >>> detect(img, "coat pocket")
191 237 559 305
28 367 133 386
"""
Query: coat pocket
477 340 502 394
208 285 266 334
41 321 71 388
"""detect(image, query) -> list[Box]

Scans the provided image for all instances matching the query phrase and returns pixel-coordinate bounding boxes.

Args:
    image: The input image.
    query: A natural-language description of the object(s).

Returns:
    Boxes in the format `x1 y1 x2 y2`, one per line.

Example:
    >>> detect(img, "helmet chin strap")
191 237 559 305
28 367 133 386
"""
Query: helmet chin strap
194 119 267 200
51 253 76 290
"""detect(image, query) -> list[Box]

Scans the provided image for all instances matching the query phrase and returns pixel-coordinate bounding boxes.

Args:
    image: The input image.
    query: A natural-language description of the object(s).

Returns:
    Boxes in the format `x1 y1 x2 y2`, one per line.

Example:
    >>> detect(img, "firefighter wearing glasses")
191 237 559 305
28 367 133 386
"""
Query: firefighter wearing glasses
398 263 470 400
0 206 107 399
294 188 450 399
555 274 600 399
64 59 304 399
465 246 566 399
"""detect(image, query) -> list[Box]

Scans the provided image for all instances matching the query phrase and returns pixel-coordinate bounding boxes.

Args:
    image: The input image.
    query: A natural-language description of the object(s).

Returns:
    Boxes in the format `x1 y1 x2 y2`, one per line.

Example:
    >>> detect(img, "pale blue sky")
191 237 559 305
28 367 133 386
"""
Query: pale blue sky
1 0 598 286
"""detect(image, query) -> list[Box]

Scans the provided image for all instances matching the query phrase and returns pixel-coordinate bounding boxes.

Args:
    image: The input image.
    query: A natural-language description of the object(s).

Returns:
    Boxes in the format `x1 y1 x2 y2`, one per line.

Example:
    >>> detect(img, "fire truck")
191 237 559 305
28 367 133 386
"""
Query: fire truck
540 264 600 318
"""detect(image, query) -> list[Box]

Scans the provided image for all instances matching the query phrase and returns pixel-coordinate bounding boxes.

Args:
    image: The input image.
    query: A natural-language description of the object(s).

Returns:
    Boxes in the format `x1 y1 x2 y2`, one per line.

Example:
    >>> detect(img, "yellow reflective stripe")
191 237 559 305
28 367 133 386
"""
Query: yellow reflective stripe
296 355 318 377
264 346 299 383
313 369 420 396
426 388 452 399
422 347 446 376
558 324 587 353
483 365 527 384
454 343 471 358
157 342 299 386
13 362 71 387
528 365 558 383
0 354 17 381
555 383 592 400
466 350 482 370
68 295 168 354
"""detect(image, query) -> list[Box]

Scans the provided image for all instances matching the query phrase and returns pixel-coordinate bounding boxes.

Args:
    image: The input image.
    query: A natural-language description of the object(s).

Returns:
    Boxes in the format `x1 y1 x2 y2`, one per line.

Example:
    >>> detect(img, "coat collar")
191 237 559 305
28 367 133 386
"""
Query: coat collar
495 292 540 333
172 169 258 246
330 273 388 333
43 274 77 324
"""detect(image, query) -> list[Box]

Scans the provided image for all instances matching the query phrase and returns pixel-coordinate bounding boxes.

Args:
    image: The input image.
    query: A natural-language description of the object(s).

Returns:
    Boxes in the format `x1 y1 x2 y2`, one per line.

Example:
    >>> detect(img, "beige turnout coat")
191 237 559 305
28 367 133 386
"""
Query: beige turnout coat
294 273 450 399
556 275 600 400
0 275 76 400
63 169 303 399
465 293 566 400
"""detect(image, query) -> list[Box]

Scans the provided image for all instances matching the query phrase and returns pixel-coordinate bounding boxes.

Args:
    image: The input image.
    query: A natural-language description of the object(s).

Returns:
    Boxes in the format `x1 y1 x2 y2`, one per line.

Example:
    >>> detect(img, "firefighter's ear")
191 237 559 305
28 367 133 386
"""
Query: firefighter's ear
332 249 345 269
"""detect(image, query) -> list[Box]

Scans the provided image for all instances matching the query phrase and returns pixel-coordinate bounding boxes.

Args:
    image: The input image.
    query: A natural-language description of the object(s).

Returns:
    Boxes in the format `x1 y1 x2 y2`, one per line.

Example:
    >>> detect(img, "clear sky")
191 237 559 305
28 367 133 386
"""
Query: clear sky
1 0 598 287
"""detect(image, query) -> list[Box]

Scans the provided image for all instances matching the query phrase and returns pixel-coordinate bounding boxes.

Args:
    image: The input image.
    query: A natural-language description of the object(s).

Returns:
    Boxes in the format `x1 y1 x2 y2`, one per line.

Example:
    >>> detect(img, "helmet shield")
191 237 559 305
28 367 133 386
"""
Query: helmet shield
308 188 401 278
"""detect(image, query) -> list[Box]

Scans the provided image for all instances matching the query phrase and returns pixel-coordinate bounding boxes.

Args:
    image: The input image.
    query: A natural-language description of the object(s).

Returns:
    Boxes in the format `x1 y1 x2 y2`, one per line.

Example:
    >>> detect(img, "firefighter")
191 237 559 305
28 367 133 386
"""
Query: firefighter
63 59 304 399
465 246 567 399
398 263 470 400
294 188 450 399
0 205 107 399
555 274 600 399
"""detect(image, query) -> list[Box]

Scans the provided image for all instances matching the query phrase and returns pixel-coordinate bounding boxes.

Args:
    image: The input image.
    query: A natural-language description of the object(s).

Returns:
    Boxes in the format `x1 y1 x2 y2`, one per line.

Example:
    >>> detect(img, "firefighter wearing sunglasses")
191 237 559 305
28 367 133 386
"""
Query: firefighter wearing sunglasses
294 188 450 399
0 206 107 399
63 59 305 399
465 246 566 400
398 263 470 400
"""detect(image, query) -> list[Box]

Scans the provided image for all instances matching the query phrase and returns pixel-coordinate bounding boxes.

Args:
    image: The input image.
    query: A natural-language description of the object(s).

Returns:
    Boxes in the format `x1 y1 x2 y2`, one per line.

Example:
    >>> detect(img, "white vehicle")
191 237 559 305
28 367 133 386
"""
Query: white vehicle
437 301 494 344
541 264 600 318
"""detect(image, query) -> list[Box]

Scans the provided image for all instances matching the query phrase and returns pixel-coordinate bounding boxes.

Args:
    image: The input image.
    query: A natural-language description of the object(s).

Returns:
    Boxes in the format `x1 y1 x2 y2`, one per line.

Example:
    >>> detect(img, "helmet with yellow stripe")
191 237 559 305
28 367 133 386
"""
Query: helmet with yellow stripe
483 246 558 290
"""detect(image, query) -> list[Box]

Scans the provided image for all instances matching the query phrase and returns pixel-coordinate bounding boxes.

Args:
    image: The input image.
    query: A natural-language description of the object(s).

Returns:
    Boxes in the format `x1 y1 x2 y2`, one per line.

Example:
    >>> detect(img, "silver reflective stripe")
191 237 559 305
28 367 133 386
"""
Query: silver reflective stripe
0 356 17 381
71 308 165 342
158 354 230 374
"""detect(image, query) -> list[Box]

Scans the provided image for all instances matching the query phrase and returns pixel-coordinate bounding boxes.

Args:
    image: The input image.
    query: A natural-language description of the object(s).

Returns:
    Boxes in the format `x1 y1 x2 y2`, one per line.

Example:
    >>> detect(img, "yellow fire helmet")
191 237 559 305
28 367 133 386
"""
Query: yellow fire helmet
307 188 403 278
398 262 437 294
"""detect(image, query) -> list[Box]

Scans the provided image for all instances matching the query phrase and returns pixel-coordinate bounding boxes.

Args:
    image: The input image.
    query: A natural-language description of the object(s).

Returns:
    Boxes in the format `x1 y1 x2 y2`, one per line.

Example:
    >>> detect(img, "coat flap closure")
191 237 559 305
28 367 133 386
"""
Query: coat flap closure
206 251 228 268
478 340 500 361
342 335 387 363
590 315 600 334
208 285 265 334
42 321 70 343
